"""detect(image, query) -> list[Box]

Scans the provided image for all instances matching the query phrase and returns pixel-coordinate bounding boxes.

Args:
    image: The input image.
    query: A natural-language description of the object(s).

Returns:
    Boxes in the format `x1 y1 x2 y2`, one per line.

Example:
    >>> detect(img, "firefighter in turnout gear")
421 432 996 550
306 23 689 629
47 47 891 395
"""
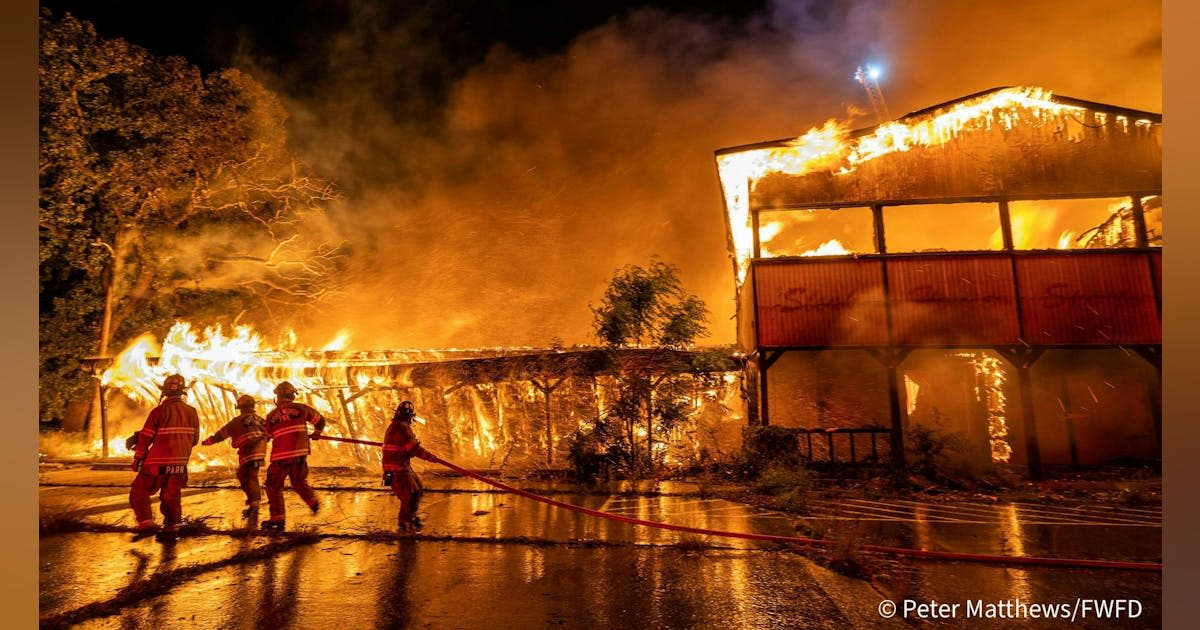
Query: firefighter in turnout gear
383 400 437 532
261 381 326 531
202 394 267 519
128 374 201 541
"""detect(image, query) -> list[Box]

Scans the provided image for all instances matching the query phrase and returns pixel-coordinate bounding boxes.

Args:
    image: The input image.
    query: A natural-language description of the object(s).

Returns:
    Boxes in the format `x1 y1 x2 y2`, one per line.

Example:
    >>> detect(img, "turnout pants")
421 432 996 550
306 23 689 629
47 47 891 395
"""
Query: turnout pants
265 457 317 521
390 469 424 527
237 460 263 508
129 468 189 528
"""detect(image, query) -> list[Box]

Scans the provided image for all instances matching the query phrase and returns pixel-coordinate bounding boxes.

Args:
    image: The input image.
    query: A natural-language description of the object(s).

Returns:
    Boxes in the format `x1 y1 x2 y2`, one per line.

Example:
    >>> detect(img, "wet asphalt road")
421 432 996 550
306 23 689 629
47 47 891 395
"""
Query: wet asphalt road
39 467 1161 628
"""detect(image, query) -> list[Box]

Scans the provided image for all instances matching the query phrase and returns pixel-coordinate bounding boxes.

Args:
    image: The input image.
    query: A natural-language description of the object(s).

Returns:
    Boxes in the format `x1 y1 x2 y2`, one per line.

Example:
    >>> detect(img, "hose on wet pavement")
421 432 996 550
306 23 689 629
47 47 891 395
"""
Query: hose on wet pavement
313 435 1162 572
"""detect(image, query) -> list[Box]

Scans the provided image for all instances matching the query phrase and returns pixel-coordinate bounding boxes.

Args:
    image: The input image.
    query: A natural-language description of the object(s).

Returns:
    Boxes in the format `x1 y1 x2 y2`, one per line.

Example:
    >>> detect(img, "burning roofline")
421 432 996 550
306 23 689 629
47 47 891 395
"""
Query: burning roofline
713 86 1162 158
87 346 744 387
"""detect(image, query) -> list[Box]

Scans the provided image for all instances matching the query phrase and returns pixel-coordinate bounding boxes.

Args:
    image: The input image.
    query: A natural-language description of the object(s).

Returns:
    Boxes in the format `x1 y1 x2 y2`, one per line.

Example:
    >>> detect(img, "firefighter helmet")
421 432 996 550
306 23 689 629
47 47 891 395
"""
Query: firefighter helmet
159 374 187 396
273 381 297 401
394 400 416 422
236 394 256 410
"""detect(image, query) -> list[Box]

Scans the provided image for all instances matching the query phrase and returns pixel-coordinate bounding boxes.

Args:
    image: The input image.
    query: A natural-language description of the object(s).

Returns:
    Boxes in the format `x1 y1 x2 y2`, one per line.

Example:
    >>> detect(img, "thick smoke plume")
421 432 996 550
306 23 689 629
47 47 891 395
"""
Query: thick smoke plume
239 0 1160 349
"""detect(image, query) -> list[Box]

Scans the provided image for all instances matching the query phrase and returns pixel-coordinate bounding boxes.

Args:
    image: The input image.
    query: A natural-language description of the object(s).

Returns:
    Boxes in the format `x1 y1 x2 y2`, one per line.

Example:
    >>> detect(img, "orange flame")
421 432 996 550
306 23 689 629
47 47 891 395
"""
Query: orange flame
800 239 851 257
957 352 1011 463
717 87 1094 286
99 321 743 468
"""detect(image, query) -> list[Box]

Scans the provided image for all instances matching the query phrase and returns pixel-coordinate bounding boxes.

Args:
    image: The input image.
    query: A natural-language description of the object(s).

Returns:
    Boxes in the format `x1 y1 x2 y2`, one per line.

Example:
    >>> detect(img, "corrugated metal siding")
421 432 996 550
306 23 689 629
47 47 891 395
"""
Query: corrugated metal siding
887 256 1020 345
754 260 888 347
1016 253 1161 345
1151 251 1162 302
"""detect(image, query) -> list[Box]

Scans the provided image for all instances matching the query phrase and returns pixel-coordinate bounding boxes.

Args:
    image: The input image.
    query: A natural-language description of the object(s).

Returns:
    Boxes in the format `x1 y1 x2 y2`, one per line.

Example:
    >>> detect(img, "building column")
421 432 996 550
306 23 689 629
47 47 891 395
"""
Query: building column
757 350 783 426
999 348 1045 480
869 348 911 469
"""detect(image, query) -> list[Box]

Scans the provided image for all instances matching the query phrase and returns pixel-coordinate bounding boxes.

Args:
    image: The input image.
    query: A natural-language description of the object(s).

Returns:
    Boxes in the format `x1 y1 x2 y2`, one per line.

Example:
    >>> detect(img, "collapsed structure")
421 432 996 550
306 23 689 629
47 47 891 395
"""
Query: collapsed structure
715 87 1162 476
96 323 742 470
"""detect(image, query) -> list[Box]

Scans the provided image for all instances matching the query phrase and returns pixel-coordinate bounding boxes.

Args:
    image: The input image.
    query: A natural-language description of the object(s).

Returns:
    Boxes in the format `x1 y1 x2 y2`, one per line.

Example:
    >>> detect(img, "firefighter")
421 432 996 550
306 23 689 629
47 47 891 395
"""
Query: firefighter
260 381 326 531
201 394 267 520
383 400 438 532
128 373 201 541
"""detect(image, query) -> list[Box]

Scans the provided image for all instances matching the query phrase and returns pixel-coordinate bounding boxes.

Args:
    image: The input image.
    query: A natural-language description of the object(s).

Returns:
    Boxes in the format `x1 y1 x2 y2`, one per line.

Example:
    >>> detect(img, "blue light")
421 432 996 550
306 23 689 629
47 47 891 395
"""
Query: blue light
866 65 882 81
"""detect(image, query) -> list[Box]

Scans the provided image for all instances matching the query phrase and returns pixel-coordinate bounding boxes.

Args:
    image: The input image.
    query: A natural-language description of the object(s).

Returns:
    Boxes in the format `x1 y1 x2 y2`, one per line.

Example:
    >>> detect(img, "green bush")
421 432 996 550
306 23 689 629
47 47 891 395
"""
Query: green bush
756 463 812 495
742 426 802 472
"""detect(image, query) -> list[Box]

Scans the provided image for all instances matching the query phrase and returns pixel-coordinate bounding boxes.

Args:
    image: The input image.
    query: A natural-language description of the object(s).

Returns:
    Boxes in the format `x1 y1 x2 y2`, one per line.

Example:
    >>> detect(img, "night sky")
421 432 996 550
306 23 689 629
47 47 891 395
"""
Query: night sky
40 1 768 94
39 1 1163 350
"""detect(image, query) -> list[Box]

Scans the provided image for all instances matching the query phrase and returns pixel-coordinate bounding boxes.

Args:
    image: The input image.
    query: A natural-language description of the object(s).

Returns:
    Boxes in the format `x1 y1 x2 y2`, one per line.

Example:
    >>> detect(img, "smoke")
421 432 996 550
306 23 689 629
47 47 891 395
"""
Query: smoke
232 0 1160 349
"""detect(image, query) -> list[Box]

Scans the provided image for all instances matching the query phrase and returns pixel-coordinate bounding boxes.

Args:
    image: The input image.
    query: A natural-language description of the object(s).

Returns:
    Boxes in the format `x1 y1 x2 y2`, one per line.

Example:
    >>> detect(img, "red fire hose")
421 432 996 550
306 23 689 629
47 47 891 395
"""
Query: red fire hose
313 434 1162 572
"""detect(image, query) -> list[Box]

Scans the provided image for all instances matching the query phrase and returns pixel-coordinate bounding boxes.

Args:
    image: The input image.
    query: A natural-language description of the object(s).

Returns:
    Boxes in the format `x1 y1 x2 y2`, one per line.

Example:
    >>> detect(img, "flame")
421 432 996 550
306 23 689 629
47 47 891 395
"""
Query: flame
322 329 353 351
97 321 742 468
91 436 134 458
1056 231 1077 249
717 87 1095 286
717 119 849 282
956 352 1011 463
800 239 851 257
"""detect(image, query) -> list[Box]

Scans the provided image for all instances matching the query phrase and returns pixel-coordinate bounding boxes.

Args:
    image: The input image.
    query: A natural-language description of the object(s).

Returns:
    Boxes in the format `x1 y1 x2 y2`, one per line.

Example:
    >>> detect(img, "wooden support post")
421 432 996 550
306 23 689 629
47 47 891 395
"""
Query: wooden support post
439 381 467 458
885 360 905 468
531 376 567 466
872 205 887 254
1132 346 1162 461
999 348 1045 480
1059 373 1080 468
998 200 1015 251
97 383 109 459
335 389 371 467
871 348 911 469
1131 195 1149 249
758 351 783 427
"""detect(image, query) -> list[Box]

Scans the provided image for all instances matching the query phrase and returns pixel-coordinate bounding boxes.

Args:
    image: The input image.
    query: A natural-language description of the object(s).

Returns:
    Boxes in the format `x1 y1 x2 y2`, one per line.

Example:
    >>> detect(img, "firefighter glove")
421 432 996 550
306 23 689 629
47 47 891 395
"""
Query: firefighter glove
382 471 394 487
131 458 143 472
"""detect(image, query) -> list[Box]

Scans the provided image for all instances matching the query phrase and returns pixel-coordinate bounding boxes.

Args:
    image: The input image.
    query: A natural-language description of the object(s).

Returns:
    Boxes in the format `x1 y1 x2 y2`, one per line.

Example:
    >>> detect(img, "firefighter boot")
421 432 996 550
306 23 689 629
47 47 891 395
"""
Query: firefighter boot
261 519 285 533
131 520 159 541
308 500 320 515
155 525 180 543
411 515 423 532
242 505 259 520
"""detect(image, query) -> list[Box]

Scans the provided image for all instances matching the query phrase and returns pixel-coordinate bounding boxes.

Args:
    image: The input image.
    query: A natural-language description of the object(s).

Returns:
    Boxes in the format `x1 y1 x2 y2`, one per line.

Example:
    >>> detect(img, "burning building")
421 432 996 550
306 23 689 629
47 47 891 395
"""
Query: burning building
92 323 743 471
714 87 1161 476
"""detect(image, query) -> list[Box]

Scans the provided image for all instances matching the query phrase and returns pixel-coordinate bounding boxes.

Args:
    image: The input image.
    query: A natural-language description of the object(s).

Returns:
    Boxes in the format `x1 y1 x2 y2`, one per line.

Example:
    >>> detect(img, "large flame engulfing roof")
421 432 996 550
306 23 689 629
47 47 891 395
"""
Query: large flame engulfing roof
714 86 1159 286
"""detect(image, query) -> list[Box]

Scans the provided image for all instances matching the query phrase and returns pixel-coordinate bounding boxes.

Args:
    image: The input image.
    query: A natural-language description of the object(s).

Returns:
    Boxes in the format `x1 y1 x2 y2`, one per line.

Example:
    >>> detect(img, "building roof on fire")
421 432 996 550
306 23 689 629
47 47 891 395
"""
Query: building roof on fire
714 86 1161 158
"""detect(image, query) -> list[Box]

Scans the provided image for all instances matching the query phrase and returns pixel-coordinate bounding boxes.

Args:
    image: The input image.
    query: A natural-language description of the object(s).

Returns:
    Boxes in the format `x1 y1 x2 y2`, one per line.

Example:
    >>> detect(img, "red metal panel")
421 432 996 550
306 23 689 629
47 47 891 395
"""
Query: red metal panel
1016 253 1161 345
754 260 888 347
1151 251 1162 302
887 256 1019 345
